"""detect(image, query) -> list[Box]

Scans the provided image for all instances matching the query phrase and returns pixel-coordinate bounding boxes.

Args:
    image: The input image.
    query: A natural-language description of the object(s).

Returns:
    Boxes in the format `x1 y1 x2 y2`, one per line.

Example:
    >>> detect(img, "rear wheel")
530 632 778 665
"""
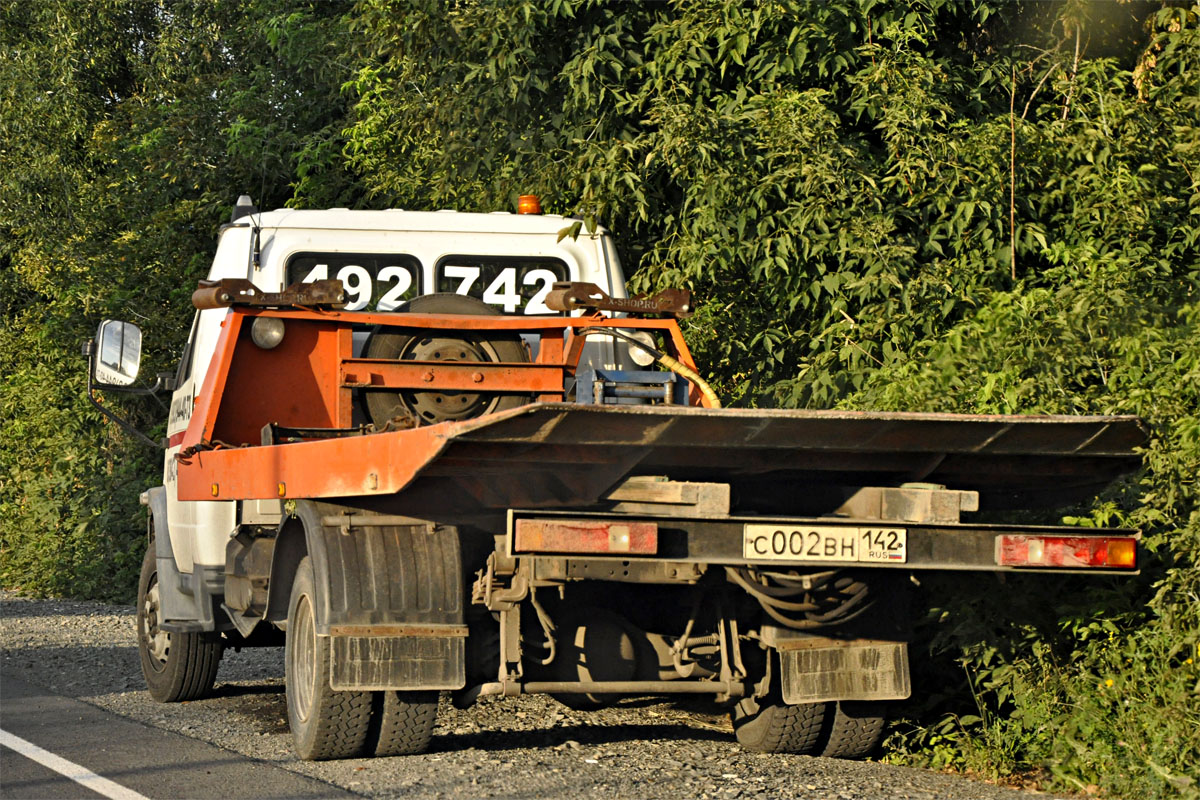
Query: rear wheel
367 691 439 756
285 556 372 760
137 541 222 702
819 700 887 758
731 694 828 754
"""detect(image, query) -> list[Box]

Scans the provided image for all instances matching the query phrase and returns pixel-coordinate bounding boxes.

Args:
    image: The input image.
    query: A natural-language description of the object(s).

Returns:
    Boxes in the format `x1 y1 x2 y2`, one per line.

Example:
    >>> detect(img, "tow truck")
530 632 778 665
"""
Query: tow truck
85 195 1145 759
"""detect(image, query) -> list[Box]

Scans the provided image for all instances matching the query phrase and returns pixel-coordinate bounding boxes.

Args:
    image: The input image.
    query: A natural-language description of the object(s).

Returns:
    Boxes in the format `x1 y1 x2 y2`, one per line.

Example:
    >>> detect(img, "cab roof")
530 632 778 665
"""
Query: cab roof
225 208 601 236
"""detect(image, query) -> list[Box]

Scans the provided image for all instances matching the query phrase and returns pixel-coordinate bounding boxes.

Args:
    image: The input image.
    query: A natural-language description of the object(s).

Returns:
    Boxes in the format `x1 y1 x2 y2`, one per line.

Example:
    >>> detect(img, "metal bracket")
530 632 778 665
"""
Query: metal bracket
835 484 979 525
602 476 731 518
545 282 692 317
192 278 346 310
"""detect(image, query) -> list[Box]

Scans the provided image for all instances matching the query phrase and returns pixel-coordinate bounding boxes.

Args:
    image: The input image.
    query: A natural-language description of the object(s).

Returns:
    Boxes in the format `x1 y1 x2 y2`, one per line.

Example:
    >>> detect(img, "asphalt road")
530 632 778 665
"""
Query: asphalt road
1 593 1057 799
1 675 347 799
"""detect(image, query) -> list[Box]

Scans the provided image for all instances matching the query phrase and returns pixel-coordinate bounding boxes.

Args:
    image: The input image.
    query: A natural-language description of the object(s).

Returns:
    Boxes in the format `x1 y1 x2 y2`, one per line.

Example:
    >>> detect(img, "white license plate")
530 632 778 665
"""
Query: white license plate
743 524 907 564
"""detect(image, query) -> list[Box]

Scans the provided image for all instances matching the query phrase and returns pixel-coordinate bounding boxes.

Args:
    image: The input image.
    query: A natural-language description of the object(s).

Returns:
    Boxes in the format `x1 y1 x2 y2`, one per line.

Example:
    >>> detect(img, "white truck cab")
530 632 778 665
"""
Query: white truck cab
160 200 630 622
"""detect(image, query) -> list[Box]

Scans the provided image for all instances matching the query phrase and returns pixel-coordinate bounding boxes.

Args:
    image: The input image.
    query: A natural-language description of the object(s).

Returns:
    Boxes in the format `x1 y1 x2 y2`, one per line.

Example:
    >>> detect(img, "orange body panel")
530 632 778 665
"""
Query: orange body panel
213 321 351 445
341 359 563 394
179 424 449 501
176 308 706 502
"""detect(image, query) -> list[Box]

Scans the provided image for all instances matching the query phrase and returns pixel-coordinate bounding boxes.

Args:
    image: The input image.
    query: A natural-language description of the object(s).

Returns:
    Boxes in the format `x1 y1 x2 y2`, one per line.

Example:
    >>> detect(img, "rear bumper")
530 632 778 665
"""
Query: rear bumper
507 510 1141 576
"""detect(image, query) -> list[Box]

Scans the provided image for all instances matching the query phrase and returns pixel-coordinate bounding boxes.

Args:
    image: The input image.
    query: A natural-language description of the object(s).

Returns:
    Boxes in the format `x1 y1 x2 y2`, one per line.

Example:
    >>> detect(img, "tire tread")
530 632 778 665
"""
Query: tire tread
368 691 439 757
733 698 826 754
302 690 373 760
818 701 887 759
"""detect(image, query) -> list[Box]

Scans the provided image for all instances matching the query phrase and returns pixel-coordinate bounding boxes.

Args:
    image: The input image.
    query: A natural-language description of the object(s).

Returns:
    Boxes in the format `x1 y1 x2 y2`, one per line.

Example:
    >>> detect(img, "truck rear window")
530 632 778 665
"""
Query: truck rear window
434 255 570 315
286 253 423 312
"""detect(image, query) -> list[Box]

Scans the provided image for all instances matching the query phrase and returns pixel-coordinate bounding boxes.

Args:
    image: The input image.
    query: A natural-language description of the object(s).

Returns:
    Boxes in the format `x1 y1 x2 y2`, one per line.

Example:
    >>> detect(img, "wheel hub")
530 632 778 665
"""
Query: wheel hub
403 335 499 424
292 594 316 722
142 580 171 664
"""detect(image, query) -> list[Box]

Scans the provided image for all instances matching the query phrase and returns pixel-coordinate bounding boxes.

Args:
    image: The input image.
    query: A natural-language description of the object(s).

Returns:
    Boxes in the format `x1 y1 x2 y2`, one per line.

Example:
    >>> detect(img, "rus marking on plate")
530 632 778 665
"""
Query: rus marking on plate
743 524 907 564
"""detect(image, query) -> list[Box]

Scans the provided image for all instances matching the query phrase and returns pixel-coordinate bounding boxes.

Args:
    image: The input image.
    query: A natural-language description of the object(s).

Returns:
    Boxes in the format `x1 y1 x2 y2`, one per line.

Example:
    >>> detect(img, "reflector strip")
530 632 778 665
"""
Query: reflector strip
996 534 1137 569
514 519 657 554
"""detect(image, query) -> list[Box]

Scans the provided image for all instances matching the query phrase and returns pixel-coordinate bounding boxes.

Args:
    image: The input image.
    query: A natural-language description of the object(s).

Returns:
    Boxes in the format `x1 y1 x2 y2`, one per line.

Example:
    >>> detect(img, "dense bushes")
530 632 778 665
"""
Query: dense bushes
855 292 1200 794
2 1 1196 794
0 0 356 599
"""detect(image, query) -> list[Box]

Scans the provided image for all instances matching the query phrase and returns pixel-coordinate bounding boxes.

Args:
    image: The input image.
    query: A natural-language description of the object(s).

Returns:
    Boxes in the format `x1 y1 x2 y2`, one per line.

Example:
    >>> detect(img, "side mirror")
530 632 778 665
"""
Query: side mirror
93 320 143 387
83 319 170 449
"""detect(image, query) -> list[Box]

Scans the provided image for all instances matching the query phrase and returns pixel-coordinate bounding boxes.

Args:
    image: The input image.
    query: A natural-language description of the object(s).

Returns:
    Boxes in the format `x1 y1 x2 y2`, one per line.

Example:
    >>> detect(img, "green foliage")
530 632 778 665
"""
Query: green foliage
0 0 357 600
868 292 1200 796
346 2 1199 794
346 0 1032 403
843 9 1200 795
2 1 1198 795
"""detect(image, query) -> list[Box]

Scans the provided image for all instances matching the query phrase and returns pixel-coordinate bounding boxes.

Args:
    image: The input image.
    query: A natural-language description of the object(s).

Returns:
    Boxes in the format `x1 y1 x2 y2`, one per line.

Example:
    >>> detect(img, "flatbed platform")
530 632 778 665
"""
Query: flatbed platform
178 402 1147 516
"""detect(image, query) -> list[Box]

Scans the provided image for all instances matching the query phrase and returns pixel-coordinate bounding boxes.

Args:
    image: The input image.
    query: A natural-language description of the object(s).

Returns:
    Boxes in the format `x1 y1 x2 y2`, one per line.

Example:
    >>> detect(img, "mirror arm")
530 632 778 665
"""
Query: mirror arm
154 372 178 393
117 372 177 394
84 339 165 450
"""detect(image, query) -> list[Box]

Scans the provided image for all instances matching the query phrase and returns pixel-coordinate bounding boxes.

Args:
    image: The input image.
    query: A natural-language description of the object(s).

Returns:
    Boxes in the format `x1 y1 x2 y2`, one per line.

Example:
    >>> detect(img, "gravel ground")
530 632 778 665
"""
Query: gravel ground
1 592 1058 799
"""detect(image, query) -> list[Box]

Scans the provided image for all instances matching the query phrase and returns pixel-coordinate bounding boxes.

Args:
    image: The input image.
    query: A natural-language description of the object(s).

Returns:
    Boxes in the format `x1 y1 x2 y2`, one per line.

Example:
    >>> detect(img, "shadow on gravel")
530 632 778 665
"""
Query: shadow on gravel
215 687 291 735
431 722 730 753
211 682 285 699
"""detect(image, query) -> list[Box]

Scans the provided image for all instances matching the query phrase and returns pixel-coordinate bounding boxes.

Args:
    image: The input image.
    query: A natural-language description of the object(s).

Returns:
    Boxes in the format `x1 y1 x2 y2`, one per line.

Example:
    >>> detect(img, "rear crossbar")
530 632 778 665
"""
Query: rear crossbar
507 510 1141 574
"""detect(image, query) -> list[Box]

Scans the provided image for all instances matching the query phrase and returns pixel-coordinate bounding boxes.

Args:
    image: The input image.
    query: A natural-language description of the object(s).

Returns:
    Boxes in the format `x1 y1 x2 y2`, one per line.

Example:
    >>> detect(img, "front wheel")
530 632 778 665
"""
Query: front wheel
285 556 373 760
137 541 222 702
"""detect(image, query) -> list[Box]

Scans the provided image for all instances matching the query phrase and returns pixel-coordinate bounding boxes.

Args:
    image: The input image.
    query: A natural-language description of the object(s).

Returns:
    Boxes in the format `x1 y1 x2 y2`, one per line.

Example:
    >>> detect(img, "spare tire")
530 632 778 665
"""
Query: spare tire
364 293 530 427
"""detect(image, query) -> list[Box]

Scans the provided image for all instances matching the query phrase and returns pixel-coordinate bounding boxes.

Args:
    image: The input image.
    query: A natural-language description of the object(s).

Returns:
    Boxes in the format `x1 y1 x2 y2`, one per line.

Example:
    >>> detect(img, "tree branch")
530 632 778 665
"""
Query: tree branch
1010 65 1017 282
1061 23 1082 121
1021 63 1059 121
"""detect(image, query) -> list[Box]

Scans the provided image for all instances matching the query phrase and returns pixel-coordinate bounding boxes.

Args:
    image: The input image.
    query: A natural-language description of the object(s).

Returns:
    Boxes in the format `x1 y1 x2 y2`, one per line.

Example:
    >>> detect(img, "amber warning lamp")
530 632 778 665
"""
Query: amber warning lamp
517 194 542 214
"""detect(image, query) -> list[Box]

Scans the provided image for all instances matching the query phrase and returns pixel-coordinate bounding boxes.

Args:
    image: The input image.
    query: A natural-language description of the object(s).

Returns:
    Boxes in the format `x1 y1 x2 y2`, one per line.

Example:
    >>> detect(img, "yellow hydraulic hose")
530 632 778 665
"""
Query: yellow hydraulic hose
656 354 722 409
578 327 722 409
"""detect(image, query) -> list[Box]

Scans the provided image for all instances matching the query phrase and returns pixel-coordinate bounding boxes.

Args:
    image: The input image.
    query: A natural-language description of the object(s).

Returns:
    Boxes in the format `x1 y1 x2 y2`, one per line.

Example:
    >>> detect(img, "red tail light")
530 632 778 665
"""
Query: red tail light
514 519 657 554
996 535 1137 569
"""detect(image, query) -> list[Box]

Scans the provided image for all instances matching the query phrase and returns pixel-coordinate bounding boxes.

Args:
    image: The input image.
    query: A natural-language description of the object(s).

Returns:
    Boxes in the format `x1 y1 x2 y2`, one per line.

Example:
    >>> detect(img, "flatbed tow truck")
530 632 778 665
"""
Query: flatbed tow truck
86 198 1145 760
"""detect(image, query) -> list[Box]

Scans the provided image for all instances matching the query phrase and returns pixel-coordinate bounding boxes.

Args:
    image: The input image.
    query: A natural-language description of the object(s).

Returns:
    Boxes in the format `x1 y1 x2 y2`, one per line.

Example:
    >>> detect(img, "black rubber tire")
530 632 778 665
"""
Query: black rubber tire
137 541 222 702
731 695 828 754
285 556 373 760
818 700 887 758
367 690 439 756
364 293 529 428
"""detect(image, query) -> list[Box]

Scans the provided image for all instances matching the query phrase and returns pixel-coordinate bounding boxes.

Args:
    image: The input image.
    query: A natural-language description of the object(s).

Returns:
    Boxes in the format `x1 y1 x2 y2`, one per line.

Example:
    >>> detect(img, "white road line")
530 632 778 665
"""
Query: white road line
0 728 151 800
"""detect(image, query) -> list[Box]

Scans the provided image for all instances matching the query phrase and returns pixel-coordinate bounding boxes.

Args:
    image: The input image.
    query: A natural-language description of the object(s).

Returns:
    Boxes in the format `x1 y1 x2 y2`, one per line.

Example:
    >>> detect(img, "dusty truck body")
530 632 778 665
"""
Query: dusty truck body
86 198 1146 760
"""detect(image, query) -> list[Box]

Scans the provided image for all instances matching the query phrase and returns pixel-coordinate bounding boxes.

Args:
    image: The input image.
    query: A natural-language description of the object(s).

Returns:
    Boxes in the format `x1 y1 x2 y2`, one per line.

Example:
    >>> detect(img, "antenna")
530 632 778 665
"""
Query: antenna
251 141 269 273
231 194 261 276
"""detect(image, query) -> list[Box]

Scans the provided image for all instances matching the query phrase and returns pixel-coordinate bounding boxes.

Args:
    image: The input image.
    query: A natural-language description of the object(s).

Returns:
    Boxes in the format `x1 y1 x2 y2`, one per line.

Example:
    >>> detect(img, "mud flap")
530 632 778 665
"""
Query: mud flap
330 632 466 691
778 640 911 704
300 502 466 691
